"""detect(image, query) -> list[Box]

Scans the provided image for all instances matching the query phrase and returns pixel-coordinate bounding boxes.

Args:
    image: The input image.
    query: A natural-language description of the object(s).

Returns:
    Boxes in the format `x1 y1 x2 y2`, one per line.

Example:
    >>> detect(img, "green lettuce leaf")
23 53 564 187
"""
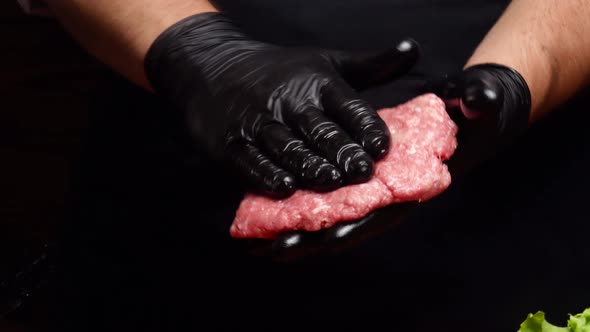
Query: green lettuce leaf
567 308 590 332
518 308 590 332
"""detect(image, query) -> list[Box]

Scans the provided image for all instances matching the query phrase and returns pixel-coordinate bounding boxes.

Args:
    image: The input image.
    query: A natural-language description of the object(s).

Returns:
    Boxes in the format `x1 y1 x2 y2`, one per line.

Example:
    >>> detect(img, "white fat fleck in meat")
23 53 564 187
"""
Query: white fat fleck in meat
425 131 435 141
311 204 330 214
406 116 420 126
430 111 445 123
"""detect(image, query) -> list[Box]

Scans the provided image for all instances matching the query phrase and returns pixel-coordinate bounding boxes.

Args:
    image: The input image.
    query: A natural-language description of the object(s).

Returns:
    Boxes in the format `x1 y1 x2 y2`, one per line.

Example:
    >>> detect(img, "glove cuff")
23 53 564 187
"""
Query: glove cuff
463 63 531 145
144 12 249 100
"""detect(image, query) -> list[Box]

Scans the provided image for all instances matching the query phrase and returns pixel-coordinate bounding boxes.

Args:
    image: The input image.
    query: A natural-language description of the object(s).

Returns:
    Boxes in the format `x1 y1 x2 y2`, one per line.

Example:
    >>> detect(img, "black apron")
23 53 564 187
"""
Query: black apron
55 1 590 331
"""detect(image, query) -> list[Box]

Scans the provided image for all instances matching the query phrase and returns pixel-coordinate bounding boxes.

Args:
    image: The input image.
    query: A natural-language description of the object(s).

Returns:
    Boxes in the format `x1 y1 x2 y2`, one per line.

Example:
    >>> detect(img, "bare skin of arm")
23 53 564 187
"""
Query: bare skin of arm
45 0 219 90
466 0 590 121
47 0 590 120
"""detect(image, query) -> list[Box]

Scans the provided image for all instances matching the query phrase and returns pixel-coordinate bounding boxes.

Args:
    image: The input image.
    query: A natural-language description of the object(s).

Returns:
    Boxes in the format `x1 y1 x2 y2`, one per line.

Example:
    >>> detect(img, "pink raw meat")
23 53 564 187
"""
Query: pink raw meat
230 94 458 239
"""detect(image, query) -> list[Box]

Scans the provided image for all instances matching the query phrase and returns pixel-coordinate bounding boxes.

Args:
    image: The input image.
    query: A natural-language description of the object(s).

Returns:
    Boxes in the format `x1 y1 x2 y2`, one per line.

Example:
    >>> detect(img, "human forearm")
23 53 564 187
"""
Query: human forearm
466 0 590 121
45 0 218 90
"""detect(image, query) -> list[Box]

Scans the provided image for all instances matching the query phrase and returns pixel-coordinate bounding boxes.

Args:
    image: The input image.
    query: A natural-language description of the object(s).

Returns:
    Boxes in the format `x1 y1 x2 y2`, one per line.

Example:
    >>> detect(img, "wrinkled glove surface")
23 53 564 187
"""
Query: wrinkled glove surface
145 12 419 199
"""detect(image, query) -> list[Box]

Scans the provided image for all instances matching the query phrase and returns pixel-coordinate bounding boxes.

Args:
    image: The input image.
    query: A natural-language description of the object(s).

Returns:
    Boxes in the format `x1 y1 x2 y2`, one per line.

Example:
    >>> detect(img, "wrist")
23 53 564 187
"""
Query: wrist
465 40 555 123
144 12 265 99
46 0 219 92
137 1 220 62
140 6 220 91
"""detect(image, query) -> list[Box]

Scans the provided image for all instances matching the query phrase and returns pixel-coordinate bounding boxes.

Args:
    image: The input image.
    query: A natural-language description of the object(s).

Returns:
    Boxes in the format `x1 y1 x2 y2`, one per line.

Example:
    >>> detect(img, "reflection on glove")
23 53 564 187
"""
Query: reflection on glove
244 201 419 263
145 12 419 199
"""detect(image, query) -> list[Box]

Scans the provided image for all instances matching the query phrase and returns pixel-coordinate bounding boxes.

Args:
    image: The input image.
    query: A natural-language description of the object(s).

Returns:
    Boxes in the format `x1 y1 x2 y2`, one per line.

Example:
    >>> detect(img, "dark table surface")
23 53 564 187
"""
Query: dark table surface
3 1 590 331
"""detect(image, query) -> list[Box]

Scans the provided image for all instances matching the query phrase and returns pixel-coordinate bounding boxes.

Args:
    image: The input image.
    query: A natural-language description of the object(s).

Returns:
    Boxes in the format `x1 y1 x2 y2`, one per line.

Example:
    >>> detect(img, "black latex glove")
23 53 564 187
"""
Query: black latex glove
145 12 419 199
257 63 532 263
427 63 532 176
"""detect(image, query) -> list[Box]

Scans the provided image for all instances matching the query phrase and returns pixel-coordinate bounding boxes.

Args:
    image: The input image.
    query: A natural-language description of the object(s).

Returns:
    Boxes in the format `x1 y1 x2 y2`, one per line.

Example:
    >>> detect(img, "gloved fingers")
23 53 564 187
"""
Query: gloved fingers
460 64 532 144
225 140 296 198
322 201 417 245
270 230 325 263
425 66 506 119
269 201 419 262
458 67 505 119
257 122 343 192
321 80 390 160
285 106 374 184
327 38 420 90
269 216 374 263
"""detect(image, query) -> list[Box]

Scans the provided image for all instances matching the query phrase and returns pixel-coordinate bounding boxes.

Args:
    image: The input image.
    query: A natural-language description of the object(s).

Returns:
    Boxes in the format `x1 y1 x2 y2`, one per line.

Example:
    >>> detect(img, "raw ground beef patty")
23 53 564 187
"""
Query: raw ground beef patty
230 94 458 239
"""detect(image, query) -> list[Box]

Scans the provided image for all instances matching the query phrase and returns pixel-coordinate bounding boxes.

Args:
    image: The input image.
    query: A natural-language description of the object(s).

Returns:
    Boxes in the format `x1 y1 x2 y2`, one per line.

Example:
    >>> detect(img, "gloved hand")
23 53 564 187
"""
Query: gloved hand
145 12 419 199
426 63 532 176
254 63 532 262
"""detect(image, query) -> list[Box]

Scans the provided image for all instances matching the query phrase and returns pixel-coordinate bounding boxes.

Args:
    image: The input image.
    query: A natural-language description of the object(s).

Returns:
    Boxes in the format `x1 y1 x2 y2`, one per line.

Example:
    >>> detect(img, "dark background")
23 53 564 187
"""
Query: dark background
1 2 105 331
2 1 590 331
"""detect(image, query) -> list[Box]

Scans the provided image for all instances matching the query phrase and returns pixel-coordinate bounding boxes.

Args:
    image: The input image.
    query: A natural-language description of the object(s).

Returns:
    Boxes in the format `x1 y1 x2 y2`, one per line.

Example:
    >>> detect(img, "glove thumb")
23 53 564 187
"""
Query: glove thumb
326 38 420 90
426 64 531 141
